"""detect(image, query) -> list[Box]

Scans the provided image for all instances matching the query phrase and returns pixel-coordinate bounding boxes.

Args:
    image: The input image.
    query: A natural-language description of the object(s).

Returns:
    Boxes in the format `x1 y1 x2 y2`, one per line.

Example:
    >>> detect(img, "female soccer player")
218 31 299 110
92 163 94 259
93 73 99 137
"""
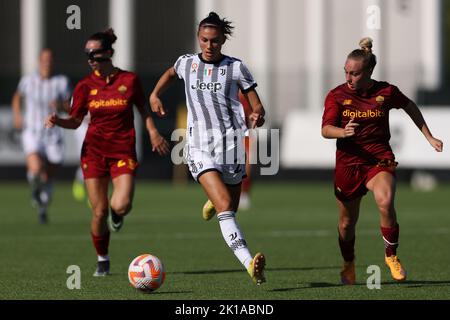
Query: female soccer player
322 38 443 284
45 29 170 276
12 48 71 224
150 12 267 285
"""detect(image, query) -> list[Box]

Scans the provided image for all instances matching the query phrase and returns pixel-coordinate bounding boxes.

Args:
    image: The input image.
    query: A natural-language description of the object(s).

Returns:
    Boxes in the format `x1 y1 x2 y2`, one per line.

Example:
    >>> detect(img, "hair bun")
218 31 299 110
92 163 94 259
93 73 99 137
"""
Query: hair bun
359 37 373 53
208 12 220 19
104 28 117 44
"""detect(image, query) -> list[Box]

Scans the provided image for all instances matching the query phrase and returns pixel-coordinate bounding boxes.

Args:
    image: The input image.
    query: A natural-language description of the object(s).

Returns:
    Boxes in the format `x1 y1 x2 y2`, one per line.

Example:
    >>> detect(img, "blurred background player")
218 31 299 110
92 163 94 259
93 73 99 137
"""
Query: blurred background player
150 12 267 285
45 29 170 276
72 116 89 202
11 48 71 224
321 38 443 285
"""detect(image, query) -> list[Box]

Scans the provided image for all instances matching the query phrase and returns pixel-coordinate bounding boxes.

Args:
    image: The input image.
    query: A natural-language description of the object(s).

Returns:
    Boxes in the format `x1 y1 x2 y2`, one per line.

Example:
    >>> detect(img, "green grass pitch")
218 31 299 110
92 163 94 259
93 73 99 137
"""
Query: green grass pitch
0 181 449 300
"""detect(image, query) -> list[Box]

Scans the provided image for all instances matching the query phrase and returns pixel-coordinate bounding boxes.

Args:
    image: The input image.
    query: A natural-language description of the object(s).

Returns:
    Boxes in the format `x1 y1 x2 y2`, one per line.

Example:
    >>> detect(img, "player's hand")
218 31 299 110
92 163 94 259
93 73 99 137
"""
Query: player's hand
150 95 168 118
248 112 265 129
45 113 58 128
343 117 359 138
428 136 443 152
149 130 170 156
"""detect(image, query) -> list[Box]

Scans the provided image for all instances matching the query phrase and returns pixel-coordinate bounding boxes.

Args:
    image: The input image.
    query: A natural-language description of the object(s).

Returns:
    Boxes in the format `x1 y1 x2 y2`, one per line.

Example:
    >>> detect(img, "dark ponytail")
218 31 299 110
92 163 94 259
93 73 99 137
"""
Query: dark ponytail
88 28 117 53
198 12 234 39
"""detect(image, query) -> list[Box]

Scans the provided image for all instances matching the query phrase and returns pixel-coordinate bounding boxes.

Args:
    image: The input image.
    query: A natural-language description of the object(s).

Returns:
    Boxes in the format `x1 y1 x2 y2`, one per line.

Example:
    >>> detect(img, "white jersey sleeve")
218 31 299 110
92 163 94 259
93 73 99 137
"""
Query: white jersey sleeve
174 54 196 80
17 75 29 95
57 75 72 101
173 55 186 79
237 61 257 92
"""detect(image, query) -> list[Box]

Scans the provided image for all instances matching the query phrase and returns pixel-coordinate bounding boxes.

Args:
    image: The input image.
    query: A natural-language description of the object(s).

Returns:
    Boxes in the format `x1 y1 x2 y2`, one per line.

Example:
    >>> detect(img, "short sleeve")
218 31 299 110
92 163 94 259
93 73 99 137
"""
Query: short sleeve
132 75 146 108
173 56 185 80
322 91 341 128
237 62 257 93
69 82 89 120
17 76 28 95
389 85 410 110
59 76 72 101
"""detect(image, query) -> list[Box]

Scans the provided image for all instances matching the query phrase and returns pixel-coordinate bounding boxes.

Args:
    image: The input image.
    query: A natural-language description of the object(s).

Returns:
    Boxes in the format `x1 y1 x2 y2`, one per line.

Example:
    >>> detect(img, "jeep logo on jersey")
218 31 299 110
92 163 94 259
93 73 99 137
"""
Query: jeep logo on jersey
191 79 222 93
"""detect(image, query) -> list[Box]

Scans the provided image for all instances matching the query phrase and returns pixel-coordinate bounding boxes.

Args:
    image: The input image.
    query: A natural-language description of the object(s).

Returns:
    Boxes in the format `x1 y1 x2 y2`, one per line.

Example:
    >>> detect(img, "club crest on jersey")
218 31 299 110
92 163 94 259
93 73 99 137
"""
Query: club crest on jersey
191 79 222 93
118 85 127 94
376 95 384 103
90 89 98 96
220 68 226 76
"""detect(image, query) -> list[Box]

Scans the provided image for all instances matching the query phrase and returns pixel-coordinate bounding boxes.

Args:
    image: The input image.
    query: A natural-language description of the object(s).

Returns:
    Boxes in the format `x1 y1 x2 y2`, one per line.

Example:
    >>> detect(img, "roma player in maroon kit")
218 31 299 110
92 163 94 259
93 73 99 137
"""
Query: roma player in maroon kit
45 29 169 276
322 38 443 284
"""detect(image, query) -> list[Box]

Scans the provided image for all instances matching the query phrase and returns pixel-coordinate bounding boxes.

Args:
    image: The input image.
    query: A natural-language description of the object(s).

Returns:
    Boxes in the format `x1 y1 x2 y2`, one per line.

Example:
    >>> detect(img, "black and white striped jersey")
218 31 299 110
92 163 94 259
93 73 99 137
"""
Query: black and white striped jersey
18 72 71 133
174 53 257 151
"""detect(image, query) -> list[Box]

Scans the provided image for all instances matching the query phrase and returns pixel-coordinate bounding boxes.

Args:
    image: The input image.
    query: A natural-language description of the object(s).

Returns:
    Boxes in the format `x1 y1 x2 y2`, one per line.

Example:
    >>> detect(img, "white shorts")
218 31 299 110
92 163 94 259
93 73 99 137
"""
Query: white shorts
184 144 246 185
22 128 64 164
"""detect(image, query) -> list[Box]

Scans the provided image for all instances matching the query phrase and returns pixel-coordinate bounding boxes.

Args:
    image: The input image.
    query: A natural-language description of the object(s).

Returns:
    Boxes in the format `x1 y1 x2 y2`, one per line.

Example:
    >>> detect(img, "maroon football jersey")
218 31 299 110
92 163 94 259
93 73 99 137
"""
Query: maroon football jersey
322 81 410 166
70 69 146 158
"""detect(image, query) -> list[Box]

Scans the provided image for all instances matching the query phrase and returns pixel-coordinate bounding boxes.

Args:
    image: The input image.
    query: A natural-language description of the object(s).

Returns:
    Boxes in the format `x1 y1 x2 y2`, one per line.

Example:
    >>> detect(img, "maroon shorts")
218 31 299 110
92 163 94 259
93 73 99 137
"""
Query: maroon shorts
334 163 396 202
81 154 139 179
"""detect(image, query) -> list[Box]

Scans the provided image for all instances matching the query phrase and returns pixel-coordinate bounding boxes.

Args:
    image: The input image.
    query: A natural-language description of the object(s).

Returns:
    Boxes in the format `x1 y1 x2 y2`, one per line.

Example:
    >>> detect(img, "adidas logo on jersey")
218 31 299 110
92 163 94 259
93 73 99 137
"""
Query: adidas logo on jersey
191 79 222 93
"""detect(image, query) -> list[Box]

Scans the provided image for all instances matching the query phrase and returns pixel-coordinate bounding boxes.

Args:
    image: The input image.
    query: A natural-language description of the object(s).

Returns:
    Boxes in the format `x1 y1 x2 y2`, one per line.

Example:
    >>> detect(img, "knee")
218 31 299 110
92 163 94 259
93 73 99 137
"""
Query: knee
110 198 132 216
339 217 357 232
375 193 394 214
92 206 108 221
214 195 233 213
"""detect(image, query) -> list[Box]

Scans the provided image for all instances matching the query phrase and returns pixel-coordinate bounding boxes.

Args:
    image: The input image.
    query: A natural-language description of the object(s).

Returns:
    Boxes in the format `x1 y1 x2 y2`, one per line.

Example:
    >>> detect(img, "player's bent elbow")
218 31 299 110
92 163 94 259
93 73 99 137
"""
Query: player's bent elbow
321 127 331 139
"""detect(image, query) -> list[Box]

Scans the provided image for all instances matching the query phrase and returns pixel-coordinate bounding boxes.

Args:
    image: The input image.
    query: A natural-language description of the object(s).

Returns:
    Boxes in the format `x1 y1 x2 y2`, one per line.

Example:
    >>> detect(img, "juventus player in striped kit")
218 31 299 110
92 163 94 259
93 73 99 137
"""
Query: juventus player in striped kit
150 12 267 285
12 49 71 224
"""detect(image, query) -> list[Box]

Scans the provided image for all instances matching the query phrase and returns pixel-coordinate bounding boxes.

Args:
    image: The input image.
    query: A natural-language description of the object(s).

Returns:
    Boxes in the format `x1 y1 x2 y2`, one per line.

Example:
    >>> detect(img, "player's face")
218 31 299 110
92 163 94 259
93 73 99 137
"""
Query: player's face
85 40 111 71
344 58 372 91
198 26 225 62
39 50 53 78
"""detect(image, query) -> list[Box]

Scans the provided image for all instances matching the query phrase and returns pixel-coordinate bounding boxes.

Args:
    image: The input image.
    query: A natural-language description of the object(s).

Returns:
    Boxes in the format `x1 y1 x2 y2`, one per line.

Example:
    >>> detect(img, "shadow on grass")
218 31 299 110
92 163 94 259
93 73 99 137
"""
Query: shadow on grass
270 280 450 292
171 266 340 275
383 280 450 288
142 291 194 295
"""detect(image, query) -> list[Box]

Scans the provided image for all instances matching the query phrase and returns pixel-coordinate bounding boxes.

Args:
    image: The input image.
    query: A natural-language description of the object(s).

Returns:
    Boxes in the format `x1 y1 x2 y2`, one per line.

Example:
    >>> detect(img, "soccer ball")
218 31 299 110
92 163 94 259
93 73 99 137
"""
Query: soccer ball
128 254 165 292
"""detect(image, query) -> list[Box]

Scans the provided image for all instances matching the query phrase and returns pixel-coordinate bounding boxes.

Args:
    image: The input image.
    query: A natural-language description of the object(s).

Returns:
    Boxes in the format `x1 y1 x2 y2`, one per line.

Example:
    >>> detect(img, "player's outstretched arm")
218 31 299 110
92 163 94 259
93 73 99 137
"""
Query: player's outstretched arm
245 89 266 128
146 116 170 156
45 113 82 130
135 104 170 156
149 67 178 118
11 91 23 130
322 118 359 139
402 101 443 152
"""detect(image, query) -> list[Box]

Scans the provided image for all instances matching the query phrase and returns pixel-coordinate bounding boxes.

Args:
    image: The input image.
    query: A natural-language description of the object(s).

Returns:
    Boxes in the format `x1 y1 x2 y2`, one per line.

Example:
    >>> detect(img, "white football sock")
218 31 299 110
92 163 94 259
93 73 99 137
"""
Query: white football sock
217 211 253 269
97 255 109 262
27 172 41 190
